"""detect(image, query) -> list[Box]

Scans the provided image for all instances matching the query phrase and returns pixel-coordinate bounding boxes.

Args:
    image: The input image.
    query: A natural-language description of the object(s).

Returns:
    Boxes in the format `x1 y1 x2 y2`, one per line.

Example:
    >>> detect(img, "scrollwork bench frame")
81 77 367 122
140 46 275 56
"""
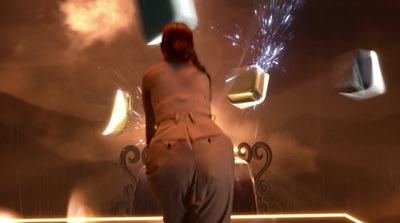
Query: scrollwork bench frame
113 141 279 215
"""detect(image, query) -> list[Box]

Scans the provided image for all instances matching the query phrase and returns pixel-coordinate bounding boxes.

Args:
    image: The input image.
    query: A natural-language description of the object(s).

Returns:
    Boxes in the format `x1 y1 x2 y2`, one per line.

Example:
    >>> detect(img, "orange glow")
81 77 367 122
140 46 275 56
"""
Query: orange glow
0 208 19 220
103 89 132 136
66 189 94 223
60 0 134 48
232 213 364 222
233 146 238 153
0 213 364 223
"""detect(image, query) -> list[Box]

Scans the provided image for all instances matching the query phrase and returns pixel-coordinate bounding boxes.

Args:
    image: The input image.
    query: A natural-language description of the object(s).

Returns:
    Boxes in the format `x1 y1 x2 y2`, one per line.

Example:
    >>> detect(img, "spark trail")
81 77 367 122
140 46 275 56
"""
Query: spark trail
213 0 306 139
212 0 306 72
250 0 306 72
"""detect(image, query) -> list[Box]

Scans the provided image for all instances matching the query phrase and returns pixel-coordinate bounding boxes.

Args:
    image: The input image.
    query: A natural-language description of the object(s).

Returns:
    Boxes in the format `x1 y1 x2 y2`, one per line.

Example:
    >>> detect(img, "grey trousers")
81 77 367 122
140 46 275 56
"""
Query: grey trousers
146 134 235 223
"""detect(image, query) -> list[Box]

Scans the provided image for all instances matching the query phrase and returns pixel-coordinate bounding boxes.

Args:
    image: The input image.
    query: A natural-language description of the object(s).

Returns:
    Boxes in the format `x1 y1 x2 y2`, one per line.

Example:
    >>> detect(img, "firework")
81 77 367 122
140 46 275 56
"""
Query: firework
250 0 306 72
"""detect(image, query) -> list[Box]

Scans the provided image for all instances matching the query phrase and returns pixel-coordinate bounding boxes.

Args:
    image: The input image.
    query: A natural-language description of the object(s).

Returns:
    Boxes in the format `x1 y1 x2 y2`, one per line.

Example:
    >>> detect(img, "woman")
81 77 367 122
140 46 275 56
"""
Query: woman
142 23 235 223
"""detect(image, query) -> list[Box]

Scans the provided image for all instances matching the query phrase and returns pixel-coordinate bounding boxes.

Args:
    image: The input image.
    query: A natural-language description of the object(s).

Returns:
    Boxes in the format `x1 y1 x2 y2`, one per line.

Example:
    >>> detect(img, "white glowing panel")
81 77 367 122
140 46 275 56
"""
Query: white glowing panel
0 213 364 223
337 50 385 100
137 0 198 45
226 65 269 109
103 90 132 136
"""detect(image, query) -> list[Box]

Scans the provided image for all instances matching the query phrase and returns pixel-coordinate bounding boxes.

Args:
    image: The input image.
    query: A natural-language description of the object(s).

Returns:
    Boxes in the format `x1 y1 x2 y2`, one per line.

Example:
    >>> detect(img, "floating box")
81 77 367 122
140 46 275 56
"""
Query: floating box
103 90 132 136
227 65 269 109
136 0 198 45
335 49 385 100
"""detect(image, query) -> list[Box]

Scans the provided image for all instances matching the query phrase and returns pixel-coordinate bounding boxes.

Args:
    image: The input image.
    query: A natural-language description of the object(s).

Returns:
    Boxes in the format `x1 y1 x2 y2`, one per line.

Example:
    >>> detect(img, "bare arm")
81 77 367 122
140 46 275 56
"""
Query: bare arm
142 77 156 145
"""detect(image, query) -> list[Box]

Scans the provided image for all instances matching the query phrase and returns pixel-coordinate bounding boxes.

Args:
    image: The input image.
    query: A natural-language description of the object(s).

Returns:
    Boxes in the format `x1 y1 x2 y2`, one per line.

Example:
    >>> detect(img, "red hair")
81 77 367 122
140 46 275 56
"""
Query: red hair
160 23 193 62
160 23 211 88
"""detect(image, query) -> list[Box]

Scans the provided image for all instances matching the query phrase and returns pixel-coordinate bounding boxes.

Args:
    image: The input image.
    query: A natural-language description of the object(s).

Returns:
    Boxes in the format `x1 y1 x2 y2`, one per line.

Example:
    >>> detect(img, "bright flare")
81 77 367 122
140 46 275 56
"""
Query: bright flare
0 213 364 223
60 0 134 48
146 0 198 45
339 50 386 100
103 90 132 136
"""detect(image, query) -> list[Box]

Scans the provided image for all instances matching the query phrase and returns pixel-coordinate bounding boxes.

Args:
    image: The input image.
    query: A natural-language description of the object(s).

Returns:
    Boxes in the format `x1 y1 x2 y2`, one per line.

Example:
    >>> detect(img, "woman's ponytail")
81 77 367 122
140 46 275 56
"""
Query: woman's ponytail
189 49 211 86
160 23 212 99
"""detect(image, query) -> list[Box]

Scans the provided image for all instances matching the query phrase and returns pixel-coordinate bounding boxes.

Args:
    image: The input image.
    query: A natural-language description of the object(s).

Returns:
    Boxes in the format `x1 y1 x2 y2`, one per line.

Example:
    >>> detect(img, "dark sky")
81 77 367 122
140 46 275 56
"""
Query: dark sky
0 0 399 222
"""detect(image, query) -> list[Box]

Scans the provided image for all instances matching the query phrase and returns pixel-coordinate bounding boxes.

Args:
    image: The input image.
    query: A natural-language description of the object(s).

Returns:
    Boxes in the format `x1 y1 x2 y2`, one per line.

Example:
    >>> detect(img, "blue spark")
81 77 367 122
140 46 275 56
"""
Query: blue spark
225 75 239 83
212 0 305 74
211 22 243 48
250 0 306 72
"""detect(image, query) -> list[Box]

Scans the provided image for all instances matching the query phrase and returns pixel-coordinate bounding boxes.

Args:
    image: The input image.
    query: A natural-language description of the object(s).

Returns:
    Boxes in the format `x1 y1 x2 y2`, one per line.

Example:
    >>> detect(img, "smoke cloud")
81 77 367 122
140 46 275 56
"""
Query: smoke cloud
60 0 134 50
267 132 318 183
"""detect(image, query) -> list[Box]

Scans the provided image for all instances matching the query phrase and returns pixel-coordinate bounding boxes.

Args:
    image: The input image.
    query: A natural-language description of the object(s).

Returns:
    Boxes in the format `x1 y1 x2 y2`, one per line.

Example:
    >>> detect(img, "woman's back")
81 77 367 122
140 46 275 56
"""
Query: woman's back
143 61 223 142
142 22 234 223
143 61 211 120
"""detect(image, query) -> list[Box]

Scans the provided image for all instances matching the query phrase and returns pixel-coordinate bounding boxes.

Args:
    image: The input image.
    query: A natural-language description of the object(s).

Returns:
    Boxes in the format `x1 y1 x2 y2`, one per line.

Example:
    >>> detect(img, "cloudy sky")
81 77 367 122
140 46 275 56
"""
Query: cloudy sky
0 0 399 222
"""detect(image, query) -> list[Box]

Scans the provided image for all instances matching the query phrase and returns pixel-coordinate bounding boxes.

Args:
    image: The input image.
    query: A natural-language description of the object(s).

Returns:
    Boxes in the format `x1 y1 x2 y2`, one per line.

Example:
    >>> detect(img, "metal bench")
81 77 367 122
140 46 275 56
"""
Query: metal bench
113 141 280 215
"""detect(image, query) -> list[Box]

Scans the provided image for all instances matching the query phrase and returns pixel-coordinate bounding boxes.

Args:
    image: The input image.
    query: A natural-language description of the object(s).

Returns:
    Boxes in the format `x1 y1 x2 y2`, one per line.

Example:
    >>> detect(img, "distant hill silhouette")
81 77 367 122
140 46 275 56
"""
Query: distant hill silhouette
0 92 130 218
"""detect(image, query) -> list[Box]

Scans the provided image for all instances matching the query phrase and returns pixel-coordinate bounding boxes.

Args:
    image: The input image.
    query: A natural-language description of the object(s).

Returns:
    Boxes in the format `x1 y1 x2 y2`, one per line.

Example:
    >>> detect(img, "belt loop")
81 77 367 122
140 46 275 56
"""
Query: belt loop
188 113 196 124
175 114 179 124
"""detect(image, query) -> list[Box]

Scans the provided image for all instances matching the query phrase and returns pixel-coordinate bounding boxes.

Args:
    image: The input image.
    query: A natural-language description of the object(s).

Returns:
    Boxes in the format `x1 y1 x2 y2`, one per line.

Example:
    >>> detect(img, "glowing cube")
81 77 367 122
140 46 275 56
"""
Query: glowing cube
226 65 269 109
335 49 385 100
103 90 132 136
136 0 198 45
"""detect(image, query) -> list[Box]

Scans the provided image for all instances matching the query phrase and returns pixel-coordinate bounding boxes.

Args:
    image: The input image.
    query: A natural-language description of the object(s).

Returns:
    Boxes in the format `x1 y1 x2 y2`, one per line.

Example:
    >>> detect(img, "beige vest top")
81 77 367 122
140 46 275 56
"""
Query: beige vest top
142 61 224 142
